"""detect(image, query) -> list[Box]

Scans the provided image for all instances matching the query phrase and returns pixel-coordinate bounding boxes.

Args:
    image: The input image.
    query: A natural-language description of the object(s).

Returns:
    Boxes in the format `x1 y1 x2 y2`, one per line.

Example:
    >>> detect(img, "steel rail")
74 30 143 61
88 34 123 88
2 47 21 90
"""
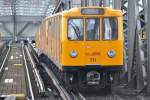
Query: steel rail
78 93 86 100
25 46 45 94
28 44 39 63
136 95 145 100
113 94 124 100
70 92 87 100
0 43 10 73
70 92 79 100
22 45 35 100
41 63 72 100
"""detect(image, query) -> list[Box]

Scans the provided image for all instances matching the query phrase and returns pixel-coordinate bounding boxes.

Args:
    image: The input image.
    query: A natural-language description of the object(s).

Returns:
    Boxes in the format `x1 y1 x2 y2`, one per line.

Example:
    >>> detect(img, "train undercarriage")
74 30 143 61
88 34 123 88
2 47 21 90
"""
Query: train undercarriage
39 54 121 92
61 70 112 92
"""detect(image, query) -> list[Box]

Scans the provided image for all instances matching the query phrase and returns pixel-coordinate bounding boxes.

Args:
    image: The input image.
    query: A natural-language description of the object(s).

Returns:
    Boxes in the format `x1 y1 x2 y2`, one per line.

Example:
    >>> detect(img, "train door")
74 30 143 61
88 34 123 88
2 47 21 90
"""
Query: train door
85 18 101 65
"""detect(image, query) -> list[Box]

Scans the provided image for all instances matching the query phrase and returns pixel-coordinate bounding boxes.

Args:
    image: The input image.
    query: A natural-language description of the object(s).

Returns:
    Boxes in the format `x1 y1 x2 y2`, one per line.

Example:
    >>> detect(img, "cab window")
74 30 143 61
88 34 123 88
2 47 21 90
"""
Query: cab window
102 17 118 40
86 18 100 40
68 19 84 40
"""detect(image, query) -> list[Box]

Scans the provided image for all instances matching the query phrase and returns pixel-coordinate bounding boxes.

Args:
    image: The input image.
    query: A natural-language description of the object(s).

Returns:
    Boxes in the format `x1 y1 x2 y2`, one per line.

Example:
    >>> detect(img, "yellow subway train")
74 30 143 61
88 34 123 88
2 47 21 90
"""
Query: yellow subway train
36 7 123 91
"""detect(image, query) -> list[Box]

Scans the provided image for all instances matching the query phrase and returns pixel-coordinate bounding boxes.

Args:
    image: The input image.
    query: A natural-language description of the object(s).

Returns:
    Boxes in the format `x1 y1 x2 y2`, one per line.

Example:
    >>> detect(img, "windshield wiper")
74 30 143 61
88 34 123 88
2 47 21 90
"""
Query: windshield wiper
70 23 80 40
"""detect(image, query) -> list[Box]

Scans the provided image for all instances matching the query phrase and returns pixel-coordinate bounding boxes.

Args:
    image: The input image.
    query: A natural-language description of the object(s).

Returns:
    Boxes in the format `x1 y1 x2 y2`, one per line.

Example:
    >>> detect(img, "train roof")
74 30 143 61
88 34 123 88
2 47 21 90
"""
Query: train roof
44 6 122 20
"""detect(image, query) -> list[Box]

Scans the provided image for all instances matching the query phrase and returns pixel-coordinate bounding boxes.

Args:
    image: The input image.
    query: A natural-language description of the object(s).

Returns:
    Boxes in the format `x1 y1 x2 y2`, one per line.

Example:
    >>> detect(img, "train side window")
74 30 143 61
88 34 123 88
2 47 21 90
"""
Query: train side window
68 19 84 41
102 17 118 40
86 18 100 40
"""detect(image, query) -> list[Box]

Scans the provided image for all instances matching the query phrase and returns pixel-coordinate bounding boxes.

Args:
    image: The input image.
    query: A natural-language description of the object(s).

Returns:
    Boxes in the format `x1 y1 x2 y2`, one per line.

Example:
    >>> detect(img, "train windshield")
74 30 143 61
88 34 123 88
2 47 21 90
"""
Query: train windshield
86 18 100 40
102 17 118 40
68 19 84 40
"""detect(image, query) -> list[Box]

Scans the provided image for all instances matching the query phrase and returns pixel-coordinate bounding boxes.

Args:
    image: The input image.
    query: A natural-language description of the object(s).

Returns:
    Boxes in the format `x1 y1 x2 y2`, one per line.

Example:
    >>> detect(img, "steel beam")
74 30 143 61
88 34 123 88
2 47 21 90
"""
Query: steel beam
121 0 128 75
120 0 145 90
12 0 17 41
135 28 144 90
127 0 137 82
142 0 147 21
135 0 147 91
2 23 13 35
0 16 43 22
146 0 150 93
17 22 32 36
52 0 64 14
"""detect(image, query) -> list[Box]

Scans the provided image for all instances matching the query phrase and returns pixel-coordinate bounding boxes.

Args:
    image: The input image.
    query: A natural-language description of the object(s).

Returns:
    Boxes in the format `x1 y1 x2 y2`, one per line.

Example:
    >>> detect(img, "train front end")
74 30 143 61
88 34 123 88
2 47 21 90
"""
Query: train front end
61 7 123 91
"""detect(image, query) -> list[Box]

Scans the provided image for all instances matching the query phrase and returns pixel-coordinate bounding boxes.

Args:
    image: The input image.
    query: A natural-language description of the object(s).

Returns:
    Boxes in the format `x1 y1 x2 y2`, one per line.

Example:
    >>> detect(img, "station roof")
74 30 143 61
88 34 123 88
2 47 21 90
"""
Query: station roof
0 0 57 16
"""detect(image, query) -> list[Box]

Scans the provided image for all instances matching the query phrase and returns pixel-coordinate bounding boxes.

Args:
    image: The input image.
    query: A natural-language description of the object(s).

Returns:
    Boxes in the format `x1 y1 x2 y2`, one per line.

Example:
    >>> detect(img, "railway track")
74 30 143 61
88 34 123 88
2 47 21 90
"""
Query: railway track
22 45 35 100
71 92 86 100
41 63 73 100
0 43 10 74
0 43 37 99
25 45 45 94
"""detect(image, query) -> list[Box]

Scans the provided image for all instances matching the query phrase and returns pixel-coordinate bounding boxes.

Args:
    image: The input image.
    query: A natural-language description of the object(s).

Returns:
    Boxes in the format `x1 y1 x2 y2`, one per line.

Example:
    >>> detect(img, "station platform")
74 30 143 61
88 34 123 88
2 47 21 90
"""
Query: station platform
0 45 26 98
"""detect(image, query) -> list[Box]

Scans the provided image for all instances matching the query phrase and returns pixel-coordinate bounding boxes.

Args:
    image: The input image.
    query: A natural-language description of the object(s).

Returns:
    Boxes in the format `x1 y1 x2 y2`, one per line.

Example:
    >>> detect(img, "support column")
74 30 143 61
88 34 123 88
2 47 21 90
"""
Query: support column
12 0 17 41
146 0 150 93
127 0 137 82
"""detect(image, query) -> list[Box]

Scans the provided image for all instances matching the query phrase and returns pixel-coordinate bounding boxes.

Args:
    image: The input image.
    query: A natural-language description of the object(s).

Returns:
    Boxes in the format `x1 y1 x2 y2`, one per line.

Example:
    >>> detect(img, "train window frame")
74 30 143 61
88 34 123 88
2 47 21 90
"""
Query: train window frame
102 17 118 41
67 18 84 41
85 18 100 41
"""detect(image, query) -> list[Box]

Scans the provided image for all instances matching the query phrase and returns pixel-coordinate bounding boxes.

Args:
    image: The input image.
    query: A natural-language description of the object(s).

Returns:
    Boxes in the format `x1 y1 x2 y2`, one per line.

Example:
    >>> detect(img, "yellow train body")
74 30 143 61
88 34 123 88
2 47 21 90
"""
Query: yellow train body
36 7 123 71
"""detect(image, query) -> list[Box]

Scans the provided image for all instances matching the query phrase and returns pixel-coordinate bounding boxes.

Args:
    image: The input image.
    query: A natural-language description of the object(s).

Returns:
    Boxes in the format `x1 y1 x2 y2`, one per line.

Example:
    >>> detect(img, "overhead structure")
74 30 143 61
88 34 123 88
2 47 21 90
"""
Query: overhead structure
0 0 57 39
0 0 56 17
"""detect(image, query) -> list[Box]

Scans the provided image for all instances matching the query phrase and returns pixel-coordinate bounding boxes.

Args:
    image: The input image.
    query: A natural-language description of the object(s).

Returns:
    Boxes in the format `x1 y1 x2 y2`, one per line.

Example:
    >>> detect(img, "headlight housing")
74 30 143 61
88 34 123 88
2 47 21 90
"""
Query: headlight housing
70 50 78 58
107 50 116 58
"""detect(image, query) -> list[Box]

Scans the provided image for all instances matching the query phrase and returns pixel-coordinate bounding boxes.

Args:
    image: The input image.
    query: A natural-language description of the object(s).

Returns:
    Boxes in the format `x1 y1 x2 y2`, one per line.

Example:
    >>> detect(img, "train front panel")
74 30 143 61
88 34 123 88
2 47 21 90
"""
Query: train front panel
61 7 123 70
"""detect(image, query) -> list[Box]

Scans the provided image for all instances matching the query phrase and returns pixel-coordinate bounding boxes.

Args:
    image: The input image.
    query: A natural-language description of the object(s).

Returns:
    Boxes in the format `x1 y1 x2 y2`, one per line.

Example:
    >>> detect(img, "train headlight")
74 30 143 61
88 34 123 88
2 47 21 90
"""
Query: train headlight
70 50 78 58
107 50 116 58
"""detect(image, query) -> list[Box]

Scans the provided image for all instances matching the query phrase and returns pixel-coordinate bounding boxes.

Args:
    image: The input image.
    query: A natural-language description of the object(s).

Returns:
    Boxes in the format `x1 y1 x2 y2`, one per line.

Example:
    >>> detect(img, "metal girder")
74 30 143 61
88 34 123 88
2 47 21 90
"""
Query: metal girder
0 0 56 16
121 0 128 73
0 16 43 22
52 0 64 14
127 0 137 82
134 28 144 90
17 22 32 36
2 23 13 35
119 0 146 91
135 0 147 90
12 0 17 41
146 0 150 93
0 36 34 41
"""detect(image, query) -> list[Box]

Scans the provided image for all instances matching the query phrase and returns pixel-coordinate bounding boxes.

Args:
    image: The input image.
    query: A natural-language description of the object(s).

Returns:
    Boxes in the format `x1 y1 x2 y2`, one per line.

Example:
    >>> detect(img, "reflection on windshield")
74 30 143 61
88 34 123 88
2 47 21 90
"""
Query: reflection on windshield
86 18 100 40
68 19 84 40
102 17 118 40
